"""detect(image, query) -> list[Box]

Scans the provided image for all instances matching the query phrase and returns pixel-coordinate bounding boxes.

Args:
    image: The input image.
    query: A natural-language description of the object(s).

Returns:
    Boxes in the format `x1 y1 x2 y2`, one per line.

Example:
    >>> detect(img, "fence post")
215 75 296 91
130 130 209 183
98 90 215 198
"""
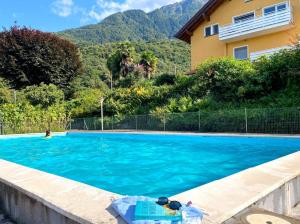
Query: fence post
245 108 248 133
83 119 88 130
163 114 166 131
112 116 114 130
198 110 201 132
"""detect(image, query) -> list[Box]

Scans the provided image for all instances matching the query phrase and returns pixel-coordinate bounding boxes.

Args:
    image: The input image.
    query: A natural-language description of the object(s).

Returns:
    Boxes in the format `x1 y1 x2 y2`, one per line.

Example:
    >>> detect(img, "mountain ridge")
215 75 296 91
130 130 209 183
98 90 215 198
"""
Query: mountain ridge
59 0 207 44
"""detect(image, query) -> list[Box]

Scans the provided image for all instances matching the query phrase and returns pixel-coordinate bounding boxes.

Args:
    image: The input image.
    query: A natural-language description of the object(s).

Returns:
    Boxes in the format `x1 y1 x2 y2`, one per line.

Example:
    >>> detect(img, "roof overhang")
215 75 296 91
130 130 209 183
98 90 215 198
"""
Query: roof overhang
174 0 224 44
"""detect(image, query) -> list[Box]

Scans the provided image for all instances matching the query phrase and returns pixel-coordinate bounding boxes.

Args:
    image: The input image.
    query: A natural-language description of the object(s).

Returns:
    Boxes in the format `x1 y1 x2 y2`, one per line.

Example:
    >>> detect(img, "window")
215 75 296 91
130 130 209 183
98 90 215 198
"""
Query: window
205 27 211 37
264 2 288 16
264 6 276 15
204 24 219 37
213 24 219 35
277 3 287 11
234 12 255 23
234 46 248 60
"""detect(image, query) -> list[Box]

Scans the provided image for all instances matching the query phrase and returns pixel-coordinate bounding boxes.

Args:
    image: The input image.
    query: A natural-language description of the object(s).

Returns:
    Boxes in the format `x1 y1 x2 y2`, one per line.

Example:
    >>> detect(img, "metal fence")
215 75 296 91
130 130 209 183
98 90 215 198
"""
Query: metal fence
0 120 69 135
70 107 300 134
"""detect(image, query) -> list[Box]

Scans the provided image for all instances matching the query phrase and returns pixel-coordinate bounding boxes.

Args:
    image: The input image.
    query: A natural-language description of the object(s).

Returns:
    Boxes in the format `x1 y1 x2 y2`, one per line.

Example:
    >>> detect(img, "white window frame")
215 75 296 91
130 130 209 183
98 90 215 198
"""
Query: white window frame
204 23 219 37
204 26 212 37
232 11 256 24
233 45 249 60
262 1 288 16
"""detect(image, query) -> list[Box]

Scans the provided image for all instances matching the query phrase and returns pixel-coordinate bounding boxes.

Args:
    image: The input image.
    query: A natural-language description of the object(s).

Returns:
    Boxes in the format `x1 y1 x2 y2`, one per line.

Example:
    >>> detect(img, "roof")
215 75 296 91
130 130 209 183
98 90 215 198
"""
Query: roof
175 0 224 44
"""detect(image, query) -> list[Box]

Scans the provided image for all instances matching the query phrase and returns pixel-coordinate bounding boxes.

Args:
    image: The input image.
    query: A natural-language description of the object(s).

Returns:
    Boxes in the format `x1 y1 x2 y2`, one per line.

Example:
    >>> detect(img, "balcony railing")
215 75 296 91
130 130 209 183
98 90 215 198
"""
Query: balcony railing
250 46 291 61
219 8 293 42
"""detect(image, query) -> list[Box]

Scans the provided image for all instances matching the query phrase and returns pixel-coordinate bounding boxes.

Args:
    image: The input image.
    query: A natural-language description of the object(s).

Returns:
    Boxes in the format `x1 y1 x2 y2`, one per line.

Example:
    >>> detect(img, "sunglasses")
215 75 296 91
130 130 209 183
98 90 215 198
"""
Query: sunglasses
156 197 182 210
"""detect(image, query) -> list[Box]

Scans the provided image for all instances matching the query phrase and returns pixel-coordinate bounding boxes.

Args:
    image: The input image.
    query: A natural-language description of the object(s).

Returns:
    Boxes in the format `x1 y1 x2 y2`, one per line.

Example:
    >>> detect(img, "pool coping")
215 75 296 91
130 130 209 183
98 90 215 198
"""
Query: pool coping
0 132 300 224
0 159 123 224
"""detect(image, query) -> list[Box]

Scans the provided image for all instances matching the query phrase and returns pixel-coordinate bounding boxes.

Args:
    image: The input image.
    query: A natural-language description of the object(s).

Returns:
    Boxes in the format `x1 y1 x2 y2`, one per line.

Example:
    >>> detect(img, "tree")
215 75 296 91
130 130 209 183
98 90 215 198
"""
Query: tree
68 88 105 117
0 78 12 104
0 26 83 89
106 42 136 80
139 51 158 79
23 83 64 109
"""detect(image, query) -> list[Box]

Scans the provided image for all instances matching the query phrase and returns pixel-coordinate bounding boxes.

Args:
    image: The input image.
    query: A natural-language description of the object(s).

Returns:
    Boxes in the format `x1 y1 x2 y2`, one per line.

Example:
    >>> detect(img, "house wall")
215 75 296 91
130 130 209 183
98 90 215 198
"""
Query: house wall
191 0 300 69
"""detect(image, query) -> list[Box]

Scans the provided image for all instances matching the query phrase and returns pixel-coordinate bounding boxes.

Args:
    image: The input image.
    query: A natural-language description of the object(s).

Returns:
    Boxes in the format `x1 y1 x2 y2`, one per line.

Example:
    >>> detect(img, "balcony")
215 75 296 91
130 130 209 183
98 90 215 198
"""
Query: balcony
219 8 293 42
250 46 291 61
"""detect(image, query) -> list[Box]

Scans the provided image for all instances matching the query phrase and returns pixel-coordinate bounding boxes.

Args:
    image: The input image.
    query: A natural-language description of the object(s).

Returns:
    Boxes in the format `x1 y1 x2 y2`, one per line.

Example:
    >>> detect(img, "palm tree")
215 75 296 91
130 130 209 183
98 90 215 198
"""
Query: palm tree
139 51 158 79
106 42 136 79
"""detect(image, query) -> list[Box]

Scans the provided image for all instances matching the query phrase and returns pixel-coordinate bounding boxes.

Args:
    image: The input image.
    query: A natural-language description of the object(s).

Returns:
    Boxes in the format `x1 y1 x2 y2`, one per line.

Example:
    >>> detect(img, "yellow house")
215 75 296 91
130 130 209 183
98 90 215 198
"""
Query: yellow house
175 0 300 70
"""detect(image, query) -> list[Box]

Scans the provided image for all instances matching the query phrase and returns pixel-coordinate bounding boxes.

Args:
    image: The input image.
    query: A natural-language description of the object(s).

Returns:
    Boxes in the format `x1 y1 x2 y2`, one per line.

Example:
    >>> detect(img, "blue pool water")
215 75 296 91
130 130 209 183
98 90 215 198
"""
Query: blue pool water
0 132 299 197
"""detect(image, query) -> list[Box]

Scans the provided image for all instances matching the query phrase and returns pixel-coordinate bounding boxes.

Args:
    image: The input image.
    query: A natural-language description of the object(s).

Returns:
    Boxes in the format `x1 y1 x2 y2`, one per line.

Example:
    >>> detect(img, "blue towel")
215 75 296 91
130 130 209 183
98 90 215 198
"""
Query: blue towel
135 201 182 221
111 196 203 224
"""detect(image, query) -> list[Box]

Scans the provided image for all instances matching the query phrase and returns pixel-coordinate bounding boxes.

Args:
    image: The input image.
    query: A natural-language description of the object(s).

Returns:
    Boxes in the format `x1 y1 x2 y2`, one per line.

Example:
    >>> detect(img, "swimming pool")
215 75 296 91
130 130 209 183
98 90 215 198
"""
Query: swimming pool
0 132 299 197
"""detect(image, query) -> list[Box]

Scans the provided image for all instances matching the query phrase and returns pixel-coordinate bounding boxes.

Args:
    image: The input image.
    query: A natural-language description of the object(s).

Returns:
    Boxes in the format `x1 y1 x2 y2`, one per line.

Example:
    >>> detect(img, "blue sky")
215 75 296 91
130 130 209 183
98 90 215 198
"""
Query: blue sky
0 0 180 32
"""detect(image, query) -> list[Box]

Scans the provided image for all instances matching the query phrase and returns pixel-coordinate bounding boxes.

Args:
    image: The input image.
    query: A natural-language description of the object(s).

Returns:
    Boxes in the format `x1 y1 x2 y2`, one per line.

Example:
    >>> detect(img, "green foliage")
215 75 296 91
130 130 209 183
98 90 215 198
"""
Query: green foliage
154 73 176 86
139 51 158 79
2 35 300 134
78 40 190 88
254 46 300 91
0 78 13 104
107 42 136 79
104 47 300 116
70 75 109 95
0 26 83 89
23 84 64 109
116 74 140 88
106 84 171 115
68 89 105 117
164 96 194 113
106 43 159 87
193 58 259 101
0 102 67 134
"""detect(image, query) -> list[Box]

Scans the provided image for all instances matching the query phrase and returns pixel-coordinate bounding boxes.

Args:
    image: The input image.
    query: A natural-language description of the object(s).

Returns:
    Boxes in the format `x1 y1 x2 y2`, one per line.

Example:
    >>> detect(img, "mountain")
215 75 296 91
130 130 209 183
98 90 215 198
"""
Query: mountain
59 0 207 44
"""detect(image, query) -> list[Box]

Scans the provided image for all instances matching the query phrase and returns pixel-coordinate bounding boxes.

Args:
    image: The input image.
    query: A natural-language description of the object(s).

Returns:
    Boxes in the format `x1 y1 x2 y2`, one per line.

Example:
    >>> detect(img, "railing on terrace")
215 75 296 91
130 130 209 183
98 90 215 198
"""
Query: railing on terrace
70 107 300 134
219 8 293 42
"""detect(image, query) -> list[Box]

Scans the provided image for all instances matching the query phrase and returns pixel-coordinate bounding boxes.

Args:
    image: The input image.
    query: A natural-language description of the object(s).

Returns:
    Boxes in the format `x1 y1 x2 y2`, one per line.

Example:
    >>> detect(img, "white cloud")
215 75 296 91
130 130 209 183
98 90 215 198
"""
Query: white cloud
89 0 180 21
51 0 181 25
52 0 74 17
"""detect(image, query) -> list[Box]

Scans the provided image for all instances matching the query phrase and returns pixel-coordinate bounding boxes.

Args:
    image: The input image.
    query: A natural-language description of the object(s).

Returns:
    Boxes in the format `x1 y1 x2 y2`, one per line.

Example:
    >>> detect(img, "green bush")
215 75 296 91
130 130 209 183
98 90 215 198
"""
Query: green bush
0 102 67 134
193 58 258 101
68 88 105 117
23 84 64 109
0 78 13 104
154 73 176 86
254 46 300 91
106 84 171 115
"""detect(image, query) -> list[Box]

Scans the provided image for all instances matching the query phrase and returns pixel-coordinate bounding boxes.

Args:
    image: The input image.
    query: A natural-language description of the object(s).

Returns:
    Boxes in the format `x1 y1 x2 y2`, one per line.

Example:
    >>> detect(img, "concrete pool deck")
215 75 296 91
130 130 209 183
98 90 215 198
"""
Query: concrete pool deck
0 132 299 223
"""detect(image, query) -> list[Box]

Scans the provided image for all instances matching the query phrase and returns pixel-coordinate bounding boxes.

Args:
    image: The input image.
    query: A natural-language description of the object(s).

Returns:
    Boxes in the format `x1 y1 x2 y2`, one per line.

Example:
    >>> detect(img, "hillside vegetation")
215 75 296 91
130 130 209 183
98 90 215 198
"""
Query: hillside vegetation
78 40 190 87
59 0 207 44
1 29 300 121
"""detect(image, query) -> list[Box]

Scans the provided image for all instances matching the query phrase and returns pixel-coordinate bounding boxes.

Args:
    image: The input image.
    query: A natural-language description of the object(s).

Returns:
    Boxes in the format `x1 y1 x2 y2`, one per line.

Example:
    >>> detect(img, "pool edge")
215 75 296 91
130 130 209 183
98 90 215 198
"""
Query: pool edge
67 130 300 138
